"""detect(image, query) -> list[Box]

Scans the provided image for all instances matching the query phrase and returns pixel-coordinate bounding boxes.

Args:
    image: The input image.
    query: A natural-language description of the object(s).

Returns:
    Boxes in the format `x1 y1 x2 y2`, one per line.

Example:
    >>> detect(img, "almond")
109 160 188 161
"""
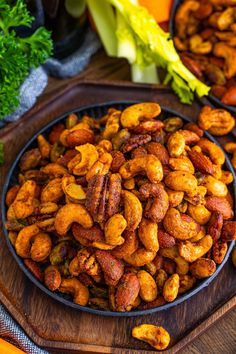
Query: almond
158 229 176 249
115 272 140 311
188 149 213 175
146 142 169 165
95 250 124 286
66 129 94 148
207 212 223 243
205 196 234 220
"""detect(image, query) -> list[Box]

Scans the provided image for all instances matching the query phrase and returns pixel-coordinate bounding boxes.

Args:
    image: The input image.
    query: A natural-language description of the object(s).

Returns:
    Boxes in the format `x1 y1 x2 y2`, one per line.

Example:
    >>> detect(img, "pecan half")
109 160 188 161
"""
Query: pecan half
121 134 151 153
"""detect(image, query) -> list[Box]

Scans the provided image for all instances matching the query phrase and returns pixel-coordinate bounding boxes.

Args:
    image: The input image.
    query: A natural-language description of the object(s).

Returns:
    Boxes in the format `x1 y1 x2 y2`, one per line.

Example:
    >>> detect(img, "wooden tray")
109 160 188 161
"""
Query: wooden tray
0 80 236 353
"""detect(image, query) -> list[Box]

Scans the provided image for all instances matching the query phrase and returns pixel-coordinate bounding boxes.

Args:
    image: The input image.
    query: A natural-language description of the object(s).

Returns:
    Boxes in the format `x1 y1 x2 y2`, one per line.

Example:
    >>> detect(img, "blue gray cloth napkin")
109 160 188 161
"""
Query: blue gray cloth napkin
0 304 48 354
0 28 101 128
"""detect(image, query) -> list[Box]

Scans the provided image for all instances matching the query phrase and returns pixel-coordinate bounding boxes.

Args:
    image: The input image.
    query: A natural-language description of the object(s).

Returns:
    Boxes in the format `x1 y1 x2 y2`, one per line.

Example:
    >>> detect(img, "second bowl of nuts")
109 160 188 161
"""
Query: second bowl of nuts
2 101 236 317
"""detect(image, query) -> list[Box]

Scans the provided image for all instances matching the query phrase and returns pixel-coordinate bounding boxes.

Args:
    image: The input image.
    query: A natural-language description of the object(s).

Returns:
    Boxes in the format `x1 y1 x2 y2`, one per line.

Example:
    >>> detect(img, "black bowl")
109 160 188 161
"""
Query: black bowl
170 0 236 115
2 101 235 317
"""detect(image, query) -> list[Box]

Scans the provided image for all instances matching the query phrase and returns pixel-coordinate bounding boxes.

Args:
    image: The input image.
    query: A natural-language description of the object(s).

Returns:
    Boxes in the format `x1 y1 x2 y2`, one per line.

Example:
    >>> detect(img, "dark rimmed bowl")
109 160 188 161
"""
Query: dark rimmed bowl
2 101 236 317
170 0 236 115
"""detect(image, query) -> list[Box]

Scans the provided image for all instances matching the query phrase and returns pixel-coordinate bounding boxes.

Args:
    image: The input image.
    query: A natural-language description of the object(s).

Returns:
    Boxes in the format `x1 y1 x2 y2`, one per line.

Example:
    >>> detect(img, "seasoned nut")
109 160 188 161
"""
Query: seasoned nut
95 250 124 286
222 86 236 106
163 117 183 132
59 278 89 305
169 156 195 174
5 185 20 207
121 134 151 153
165 171 198 194
120 102 161 129
167 131 185 157
137 270 158 302
138 218 159 252
158 229 176 249
221 221 236 242
188 204 211 225
12 180 36 219
119 155 163 184
166 189 184 208
163 208 200 240
132 324 170 350
41 178 63 203
188 149 213 175
178 235 213 262
49 123 65 144
132 120 164 134
112 230 139 259
111 129 130 150
115 272 140 311
44 265 61 291
159 246 189 275
197 139 225 165
198 106 235 136
207 212 223 243
19 148 41 171
201 175 227 197
156 269 168 290
110 151 126 172
178 274 196 294
123 191 142 231
146 142 169 165
24 259 43 282
205 196 234 220
212 241 228 264
131 147 147 159
37 134 51 159
124 248 156 267
163 274 180 302
141 183 169 223
105 214 127 246
190 258 216 279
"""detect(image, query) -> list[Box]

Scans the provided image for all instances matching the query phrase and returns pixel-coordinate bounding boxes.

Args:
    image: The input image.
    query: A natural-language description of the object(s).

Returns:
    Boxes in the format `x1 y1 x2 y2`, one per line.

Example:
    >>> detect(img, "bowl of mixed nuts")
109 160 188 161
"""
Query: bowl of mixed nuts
2 101 236 317
170 0 236 112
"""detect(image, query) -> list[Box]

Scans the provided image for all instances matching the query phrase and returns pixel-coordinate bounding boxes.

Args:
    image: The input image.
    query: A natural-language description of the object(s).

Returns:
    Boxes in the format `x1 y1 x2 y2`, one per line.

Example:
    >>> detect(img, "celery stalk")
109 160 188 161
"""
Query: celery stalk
131 63 159 84
86 0 117 56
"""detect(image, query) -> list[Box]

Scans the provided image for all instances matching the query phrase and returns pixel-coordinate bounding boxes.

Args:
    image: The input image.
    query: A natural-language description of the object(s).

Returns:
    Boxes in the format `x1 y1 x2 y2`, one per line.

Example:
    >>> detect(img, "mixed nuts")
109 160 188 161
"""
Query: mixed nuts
5 102 236 315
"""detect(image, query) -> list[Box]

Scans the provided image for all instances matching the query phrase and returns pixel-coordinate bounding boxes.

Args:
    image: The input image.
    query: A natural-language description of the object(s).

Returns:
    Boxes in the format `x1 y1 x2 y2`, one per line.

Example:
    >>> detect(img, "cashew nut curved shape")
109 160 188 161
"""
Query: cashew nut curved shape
55 203 93 235
119 155 163 184
165 171 198 194
178 235 213 262
105 214 127 246
159 246 189 275
163 208 200 240
59 278 89 306
15 225 52 261
12 180 36 219
123 191 143 231
124 248 156 267
120 102 161 129
197 138 225 165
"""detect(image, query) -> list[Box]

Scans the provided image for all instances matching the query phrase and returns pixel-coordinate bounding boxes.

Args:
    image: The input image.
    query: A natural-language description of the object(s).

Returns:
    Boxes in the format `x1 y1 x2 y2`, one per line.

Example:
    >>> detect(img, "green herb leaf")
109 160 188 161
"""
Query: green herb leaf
0 0 53 120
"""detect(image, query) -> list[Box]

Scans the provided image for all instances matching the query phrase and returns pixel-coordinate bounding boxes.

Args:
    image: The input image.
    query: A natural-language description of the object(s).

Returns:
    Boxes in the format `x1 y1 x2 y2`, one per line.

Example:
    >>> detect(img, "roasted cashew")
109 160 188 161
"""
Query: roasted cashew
190 258 216 279
163 274 180 302
104 214 127 246
214 42 236 79
86 152 112 181
137 270 158 302
59 278 89 305
169 156 195 174
41 178 63 203
55 203 93 235
102 109 121 139
132 324 170 351
123 191 142 231
12 180 36 219
197 138 225 165
41 163 68 176
15 224 39 258
119 155 163 184
188 204 211 225
163 208 200 240
189 34 212 54
124 248 156 267
178 235 213 262
30 232 52 261
165 171 198 194
138 218 159 252
201 175 228 197
120 102 161 129
198 106 235 136
175 0 200 39
69 143 99 176
167 131 185 157
159 246 189 275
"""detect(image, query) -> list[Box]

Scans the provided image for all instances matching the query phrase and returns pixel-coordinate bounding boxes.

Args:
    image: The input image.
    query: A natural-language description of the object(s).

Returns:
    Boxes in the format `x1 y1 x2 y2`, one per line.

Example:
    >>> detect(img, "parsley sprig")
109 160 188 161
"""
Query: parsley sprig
0 0 53 119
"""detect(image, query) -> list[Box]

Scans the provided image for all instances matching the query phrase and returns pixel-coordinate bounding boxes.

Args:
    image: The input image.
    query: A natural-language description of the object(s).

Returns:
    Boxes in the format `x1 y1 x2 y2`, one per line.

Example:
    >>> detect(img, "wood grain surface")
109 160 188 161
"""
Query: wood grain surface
0 50 236 354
